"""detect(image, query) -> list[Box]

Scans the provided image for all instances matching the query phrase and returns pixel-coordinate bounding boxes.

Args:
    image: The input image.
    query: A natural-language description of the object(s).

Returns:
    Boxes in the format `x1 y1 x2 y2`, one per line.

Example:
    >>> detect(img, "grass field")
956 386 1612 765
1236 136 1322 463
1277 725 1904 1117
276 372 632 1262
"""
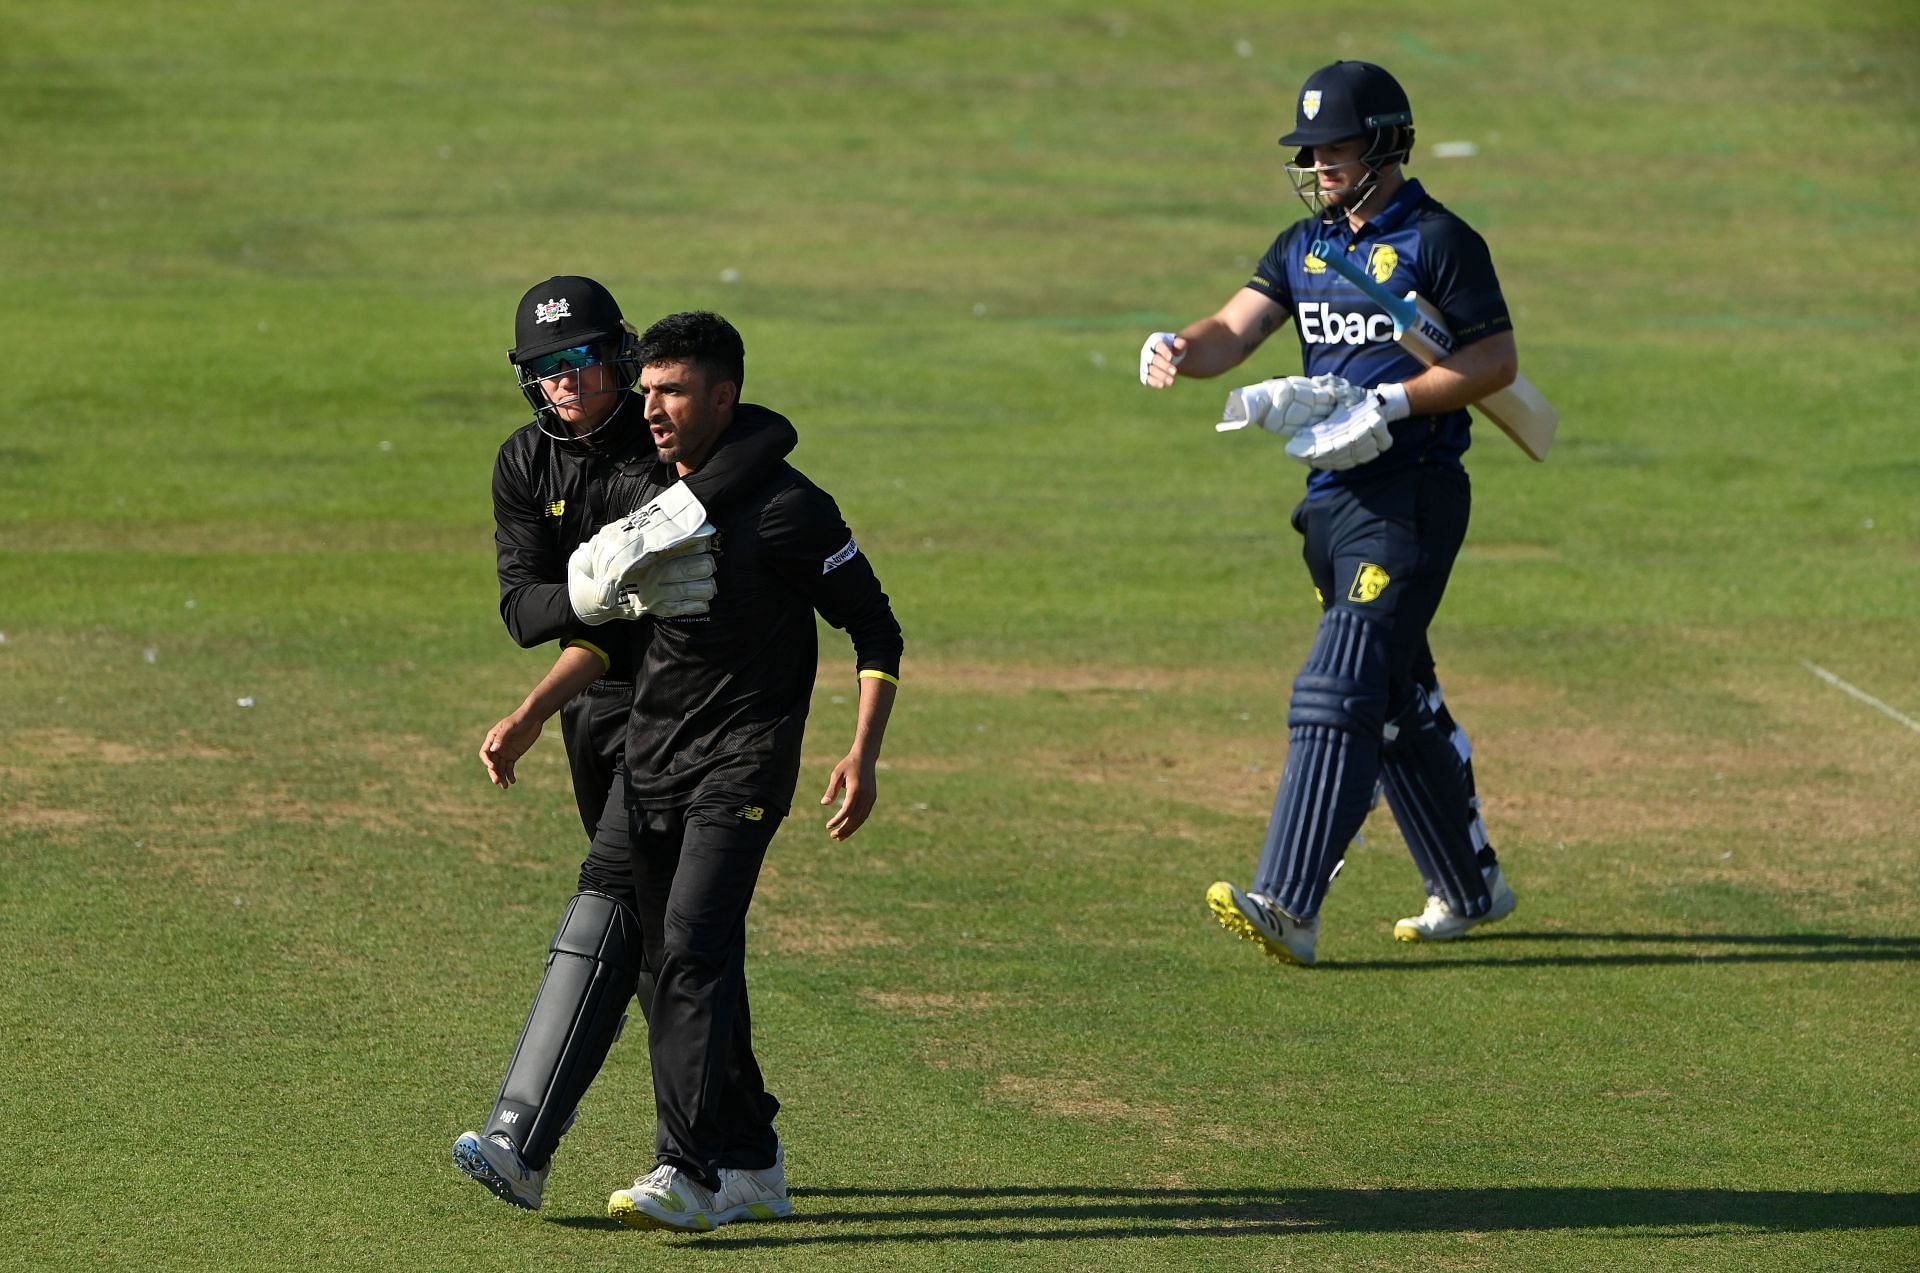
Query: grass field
3 1 1918 1269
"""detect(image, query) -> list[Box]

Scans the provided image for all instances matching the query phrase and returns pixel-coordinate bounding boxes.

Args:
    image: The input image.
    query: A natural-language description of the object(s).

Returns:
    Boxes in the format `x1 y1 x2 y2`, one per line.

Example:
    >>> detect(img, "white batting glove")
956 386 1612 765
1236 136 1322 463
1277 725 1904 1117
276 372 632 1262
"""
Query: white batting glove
1139 331 1185 386
1216 373 1366 435
1284 384 1409 471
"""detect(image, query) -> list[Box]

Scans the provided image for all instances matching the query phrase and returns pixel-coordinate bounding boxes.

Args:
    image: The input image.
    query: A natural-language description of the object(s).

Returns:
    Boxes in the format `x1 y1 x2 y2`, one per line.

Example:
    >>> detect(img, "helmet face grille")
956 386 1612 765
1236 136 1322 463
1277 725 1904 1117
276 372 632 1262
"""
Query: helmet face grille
516 336 642 447
1282 122 1413 224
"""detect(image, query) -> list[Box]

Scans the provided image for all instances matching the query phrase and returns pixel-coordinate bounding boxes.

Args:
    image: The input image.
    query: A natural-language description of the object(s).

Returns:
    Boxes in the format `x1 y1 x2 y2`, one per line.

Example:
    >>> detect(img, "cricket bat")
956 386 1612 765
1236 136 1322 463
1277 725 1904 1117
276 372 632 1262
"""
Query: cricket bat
1308 239 1557 461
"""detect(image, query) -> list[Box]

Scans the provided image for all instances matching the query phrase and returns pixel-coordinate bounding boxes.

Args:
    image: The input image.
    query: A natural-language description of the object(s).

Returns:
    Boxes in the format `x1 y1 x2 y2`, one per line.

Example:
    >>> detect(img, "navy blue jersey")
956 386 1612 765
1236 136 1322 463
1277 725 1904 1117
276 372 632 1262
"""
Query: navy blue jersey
1246 179 1511 496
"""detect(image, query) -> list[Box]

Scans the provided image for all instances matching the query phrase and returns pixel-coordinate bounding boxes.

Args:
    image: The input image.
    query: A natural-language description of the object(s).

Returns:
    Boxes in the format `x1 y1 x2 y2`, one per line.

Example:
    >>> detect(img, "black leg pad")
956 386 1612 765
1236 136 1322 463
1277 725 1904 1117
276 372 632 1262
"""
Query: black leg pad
482 891 641 1169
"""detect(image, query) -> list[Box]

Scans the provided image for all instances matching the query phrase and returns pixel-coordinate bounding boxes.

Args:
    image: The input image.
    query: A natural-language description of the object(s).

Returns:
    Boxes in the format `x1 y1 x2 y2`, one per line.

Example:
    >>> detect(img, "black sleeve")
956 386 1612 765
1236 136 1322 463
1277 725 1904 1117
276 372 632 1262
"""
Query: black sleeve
1421 213 1513 349
763 483 903 680
492 444 580 649
680 403 798 513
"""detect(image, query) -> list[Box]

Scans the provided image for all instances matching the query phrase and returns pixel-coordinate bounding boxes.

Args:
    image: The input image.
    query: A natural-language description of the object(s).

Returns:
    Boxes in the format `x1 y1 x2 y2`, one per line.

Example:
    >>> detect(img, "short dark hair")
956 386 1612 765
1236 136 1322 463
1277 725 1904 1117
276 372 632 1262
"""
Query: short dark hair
635 311 745 390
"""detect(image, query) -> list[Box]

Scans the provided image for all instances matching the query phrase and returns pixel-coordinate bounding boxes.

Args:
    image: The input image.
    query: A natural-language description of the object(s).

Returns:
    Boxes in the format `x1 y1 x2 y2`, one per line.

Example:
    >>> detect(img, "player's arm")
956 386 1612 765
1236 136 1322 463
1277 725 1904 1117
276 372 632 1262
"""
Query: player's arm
676 402 797 511
806 559 902 841
478 642 607 789
492 446 582 648
820 673 897 841
1403 328 1518 415
1403 216 1520 414
1142 288 1290 386
764 485 905 840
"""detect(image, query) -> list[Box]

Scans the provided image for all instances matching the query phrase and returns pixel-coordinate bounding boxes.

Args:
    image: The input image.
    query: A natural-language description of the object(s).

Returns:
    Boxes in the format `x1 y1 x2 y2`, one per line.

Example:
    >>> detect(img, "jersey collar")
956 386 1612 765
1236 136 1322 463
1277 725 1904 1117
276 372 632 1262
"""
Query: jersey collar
1324 177 1426 246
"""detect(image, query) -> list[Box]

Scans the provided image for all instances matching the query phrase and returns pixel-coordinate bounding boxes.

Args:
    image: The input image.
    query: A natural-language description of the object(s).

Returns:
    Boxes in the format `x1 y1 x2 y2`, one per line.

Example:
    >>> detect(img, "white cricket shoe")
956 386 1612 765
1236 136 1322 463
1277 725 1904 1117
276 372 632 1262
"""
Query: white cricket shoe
608 1163 727 1231
1207 881 1318 967
452 1130 548 1210
713 1142 793 1224
1394 865 1518 942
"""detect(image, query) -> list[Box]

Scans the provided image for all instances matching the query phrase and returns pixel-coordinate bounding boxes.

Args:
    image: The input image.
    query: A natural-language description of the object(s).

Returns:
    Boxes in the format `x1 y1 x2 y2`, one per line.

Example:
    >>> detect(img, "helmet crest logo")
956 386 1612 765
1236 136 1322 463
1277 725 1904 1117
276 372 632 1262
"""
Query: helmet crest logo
534 298 571 324
1302 90 1322 120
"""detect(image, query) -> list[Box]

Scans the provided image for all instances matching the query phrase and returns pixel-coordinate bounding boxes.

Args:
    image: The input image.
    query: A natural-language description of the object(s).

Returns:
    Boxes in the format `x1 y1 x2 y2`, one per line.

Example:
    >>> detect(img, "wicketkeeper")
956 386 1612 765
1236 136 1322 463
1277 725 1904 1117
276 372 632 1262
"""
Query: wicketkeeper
1140 60 1523 964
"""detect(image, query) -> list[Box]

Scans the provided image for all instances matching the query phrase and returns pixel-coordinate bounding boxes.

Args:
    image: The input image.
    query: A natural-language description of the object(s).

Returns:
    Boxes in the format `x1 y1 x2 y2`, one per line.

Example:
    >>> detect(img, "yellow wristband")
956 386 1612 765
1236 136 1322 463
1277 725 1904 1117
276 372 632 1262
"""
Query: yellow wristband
566 639 612 670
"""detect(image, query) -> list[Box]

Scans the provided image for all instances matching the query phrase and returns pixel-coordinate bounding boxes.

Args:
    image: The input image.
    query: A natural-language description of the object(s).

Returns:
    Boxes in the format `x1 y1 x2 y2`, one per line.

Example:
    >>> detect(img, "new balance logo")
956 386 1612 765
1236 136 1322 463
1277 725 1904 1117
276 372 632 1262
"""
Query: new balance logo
500 1111 519 1124
736 805 765 822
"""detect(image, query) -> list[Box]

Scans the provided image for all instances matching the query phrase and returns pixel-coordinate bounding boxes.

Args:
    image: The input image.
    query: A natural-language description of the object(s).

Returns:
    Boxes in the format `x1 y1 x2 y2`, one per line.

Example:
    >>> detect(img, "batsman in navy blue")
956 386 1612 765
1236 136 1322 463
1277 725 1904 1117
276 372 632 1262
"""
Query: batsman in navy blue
1140 60 1522 965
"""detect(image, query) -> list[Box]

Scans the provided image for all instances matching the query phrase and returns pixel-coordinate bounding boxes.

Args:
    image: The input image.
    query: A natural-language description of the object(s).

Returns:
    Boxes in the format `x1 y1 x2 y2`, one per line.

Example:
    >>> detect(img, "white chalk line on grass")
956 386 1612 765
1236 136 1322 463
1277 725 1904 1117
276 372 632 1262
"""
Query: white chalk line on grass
1800 661 1920 735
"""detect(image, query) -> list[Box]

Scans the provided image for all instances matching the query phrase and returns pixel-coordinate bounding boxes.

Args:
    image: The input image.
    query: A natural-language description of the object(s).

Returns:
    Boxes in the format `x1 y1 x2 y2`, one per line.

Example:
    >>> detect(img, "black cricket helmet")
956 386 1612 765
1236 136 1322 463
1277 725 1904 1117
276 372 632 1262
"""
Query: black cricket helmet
1279 61 1416 220
508 275 640 445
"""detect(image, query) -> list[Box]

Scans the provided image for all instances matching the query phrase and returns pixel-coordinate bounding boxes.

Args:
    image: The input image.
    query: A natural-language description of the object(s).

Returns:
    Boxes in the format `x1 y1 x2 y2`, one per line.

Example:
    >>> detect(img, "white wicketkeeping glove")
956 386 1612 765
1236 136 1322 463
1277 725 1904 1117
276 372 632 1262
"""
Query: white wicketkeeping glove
568 534 718 625
588 481 710 582
1138 331 1184 386
1284 385 1410 471
568 482 716 624
617 544 719 620
1216 373 1366 435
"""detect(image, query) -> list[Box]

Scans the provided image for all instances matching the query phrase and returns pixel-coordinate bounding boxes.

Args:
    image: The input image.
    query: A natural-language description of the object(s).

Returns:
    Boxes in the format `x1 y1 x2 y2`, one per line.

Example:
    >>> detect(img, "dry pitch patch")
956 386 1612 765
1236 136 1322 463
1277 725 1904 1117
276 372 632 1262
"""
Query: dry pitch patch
875 656 1920 897
10 651 1916 930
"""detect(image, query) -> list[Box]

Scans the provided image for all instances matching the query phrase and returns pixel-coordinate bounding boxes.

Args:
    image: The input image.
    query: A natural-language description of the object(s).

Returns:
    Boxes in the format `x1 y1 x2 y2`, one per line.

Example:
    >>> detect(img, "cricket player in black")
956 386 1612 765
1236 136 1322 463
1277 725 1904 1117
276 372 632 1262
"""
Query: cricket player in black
452 278 796 1211
1140 61 1522 965
468 311 902 1231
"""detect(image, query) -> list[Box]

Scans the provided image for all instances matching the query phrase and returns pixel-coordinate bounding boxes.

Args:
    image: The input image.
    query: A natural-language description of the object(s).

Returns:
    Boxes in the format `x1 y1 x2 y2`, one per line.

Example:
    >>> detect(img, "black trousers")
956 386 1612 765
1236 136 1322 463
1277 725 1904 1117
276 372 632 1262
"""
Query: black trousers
559 677 634 838
580 773 783 1189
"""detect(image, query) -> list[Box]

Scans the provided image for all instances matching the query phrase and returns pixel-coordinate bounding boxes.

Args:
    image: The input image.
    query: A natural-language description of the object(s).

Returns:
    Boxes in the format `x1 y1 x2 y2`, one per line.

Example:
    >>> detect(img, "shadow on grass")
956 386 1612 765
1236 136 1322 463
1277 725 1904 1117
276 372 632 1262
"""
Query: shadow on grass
1325 931 1920 970
577 1185 1918 1248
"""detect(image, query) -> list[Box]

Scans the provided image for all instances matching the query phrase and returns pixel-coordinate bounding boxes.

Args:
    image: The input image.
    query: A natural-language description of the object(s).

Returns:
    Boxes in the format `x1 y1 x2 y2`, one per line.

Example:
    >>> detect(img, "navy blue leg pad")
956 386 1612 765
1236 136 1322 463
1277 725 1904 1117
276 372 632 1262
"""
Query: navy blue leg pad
1256 609 1391 917
1424 680 1499 872
1380 696 1492 917
484 890 641 1169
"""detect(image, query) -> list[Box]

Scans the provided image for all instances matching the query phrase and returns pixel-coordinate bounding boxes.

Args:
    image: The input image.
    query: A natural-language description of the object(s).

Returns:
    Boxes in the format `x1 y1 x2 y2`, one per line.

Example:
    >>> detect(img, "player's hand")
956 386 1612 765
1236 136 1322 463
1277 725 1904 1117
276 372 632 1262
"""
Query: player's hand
480 712 543 788
1285 389 1401 470
820 752 879 841
1217 373 1365 435
1139 331 1187 387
